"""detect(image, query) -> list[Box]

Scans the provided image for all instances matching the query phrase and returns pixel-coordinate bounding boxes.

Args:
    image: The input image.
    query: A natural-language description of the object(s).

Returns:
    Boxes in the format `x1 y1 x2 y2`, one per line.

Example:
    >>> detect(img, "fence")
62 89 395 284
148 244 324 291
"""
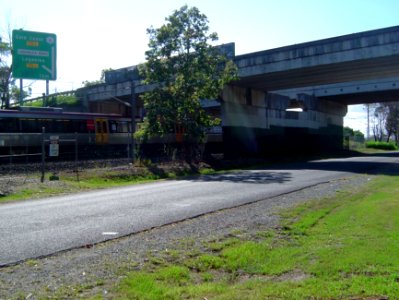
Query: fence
0 129 78 182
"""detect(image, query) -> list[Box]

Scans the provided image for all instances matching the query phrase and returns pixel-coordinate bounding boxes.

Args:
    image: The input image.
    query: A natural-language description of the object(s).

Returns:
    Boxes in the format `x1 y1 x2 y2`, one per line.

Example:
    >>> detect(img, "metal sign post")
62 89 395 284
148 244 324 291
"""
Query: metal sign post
41 127 46 183
19 79 23 106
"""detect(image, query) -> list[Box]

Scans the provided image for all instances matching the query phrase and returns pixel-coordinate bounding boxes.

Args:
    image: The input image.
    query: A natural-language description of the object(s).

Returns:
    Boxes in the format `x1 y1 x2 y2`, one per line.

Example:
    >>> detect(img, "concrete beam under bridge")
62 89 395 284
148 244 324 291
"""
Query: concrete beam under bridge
221 86 347 156
272 77 399 105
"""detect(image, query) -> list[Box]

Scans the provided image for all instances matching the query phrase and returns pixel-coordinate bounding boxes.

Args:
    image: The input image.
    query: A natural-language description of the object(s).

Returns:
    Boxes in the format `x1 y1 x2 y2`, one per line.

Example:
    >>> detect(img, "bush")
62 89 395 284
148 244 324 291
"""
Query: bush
365 141 398 150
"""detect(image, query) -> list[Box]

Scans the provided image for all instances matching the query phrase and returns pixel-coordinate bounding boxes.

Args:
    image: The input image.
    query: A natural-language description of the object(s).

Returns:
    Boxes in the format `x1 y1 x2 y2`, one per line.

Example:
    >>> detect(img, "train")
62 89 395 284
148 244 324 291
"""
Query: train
0 105 224 161
0 106 133 158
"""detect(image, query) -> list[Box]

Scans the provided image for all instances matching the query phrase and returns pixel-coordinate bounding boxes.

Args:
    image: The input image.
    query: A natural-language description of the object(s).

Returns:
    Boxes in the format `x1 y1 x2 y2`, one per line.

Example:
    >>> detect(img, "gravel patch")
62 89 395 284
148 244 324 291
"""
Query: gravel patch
0 174 371 299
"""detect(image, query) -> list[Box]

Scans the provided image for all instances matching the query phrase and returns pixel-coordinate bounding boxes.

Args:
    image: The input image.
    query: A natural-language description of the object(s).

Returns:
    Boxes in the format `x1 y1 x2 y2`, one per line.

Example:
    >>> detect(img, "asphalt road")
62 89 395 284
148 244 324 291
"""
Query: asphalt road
1 153 398 266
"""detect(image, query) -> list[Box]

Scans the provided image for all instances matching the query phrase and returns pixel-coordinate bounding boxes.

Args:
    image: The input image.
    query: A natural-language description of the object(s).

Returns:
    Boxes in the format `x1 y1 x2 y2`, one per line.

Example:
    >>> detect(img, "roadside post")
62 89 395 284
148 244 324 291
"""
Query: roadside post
41 127 46 183
75 132 79 182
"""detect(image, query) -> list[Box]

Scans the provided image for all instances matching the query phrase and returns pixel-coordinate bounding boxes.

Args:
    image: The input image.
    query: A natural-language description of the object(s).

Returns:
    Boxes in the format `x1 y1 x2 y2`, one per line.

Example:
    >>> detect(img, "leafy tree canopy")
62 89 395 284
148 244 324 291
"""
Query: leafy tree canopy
344 126 365 143
1 30 32 107
82 68 113 87
0 34 12 108
139 5 237 146
366 102 399 143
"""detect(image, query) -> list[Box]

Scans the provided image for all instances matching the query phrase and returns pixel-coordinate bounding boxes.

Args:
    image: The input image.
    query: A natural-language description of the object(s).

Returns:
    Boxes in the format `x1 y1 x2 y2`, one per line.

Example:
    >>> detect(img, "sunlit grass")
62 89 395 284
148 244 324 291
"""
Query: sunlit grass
64 173 162 189
0 166 195 202
0 180 72 202
110 175 399 299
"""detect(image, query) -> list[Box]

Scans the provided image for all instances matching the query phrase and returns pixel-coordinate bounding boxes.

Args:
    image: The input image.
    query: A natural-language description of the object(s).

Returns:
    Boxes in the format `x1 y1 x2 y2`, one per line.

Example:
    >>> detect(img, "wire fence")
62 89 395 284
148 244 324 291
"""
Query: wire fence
0 130 79 182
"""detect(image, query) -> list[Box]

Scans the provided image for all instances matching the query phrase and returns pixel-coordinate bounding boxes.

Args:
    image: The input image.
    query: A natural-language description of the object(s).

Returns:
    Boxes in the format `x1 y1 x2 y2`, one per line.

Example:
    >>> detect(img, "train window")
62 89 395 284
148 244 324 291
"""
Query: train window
71 120 87 133
109 121 130 133
54 120 70 133
96 120 102 133
37 119 53 132
118 121 129 133
20 119 39 133
110 121 118 133
102 121 108 133
0 117 19 132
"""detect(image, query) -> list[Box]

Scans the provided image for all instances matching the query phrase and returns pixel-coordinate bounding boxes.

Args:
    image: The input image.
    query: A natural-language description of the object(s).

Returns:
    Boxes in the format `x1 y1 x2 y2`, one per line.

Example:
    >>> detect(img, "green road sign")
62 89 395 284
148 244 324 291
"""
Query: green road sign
12 30 57 80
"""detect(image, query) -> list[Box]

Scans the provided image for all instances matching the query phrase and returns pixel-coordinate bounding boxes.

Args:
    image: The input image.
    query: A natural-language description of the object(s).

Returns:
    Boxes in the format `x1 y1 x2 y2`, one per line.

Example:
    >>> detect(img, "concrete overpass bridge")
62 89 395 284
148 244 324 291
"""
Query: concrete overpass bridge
222 25 399 155
78 25 399 156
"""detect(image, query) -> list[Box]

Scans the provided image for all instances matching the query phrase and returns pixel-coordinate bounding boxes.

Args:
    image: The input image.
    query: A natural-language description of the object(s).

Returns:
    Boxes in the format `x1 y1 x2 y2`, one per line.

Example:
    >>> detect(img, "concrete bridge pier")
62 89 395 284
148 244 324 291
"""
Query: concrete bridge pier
221 86 347 157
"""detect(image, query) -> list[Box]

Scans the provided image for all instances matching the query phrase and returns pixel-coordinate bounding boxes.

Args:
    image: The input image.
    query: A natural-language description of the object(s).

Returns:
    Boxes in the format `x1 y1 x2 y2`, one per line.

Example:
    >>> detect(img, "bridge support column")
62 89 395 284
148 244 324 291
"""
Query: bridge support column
221 86 347 157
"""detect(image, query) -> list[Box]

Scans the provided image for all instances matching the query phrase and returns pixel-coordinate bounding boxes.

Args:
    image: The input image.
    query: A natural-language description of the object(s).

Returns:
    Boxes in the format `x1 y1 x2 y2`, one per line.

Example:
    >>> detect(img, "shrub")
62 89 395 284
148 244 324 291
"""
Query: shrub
365 141 398 150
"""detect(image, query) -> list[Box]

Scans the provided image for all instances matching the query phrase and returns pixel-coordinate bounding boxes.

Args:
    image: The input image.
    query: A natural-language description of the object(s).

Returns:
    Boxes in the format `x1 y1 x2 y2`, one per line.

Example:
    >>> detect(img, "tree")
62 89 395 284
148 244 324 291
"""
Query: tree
370 104 389 142
383 102 399 144
1 25 32 107
353 129 365 143
82 68 114 87
10 85 31 103
139 5 237 160
0 31 12 108
344 126 365 144
367 102 399 144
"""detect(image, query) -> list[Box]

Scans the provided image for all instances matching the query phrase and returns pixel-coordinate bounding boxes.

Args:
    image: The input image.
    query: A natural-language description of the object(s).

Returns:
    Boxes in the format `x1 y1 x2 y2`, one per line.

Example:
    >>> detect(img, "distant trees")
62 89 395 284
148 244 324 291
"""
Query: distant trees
139 5 237 161
367 102 399 144
384 102 399 143
1 27 32 108
344 126 365 143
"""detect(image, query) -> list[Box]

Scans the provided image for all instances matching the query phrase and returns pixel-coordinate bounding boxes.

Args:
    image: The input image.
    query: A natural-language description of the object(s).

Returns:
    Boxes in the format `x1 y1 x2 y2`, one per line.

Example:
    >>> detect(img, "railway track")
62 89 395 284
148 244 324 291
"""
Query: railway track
0 158 132 176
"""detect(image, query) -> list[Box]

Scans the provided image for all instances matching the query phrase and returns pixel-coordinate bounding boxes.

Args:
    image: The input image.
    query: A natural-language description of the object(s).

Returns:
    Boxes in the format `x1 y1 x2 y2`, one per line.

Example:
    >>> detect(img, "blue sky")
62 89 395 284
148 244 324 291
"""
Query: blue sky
1 0 399 134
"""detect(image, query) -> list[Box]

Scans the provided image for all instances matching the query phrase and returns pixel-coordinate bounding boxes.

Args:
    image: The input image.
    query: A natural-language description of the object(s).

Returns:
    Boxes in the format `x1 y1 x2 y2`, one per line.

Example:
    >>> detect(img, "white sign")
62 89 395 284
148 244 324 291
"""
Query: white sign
49 136 59 156
49 143 59 157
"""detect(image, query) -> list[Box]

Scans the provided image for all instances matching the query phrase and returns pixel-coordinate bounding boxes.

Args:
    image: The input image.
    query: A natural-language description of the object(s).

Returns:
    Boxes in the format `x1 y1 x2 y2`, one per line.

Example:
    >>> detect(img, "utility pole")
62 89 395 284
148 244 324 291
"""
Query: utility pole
130 81 136 162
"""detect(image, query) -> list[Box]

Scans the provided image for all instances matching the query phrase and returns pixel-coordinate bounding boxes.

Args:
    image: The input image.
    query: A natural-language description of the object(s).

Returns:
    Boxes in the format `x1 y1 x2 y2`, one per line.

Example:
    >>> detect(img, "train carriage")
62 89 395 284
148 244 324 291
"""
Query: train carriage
0 107 132 158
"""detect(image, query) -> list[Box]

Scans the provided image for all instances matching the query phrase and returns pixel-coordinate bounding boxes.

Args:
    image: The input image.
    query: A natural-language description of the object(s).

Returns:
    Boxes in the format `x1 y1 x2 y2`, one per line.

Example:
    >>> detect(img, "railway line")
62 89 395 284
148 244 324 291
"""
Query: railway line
0 157 131 175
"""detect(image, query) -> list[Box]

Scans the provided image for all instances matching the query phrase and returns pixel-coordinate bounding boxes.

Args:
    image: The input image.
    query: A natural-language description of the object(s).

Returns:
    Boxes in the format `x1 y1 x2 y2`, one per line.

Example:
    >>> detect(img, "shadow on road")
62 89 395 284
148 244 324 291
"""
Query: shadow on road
193 152 399 183
290 152 399 176
196 170 292 184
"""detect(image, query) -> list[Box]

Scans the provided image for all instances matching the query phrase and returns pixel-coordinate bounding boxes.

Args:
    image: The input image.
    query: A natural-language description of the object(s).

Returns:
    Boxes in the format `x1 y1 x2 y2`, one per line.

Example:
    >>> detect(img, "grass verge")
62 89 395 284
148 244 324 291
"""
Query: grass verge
0 163 217 203
101 175 399 299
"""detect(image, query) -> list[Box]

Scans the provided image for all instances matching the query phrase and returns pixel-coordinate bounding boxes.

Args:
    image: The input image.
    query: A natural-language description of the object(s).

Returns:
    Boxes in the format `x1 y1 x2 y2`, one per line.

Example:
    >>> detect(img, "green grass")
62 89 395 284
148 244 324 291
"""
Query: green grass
0 181 72 202
0 167 187 203
108 175 399 299
65 173 162 189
